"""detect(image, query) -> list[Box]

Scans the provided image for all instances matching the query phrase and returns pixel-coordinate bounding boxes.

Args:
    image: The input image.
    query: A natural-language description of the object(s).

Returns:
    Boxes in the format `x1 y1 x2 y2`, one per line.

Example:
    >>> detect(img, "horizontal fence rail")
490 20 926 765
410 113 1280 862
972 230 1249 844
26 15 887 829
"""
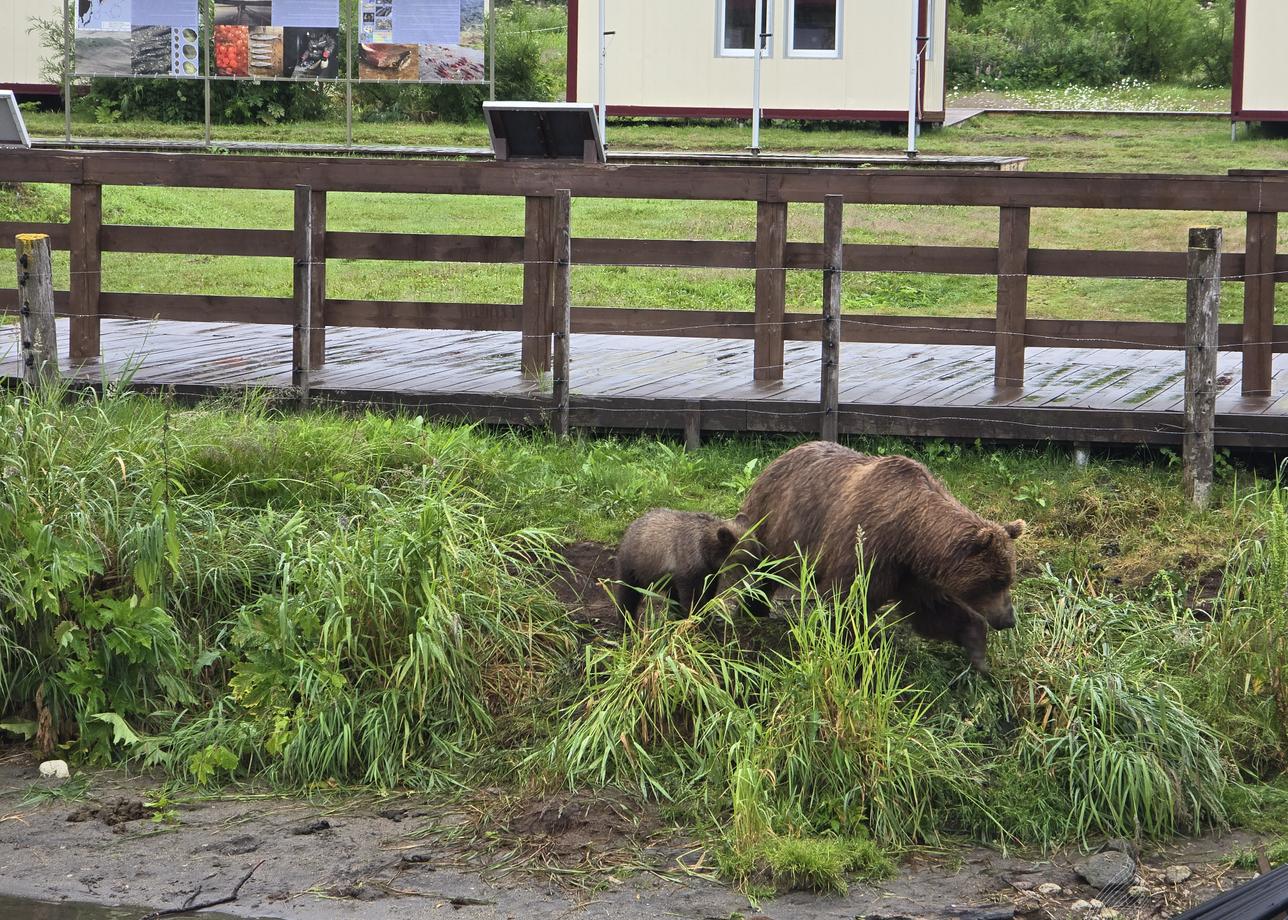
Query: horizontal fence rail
0 148 1284 405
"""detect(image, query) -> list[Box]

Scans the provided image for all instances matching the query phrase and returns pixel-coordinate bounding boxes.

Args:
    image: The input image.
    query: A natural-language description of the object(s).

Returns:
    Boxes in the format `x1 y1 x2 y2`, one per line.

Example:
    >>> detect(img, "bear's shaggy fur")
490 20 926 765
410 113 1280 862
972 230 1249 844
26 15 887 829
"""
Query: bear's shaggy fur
737 441 1025 671
615 509 747 625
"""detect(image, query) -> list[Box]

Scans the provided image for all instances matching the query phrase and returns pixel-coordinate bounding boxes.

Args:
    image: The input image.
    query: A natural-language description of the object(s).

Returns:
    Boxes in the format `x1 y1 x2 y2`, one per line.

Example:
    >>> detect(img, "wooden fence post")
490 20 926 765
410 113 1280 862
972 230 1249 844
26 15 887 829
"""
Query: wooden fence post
995 206 1031 388
820 194 843 442
292 185 313 409
16 233 59 389
522 195 556 377
1184 227 1222 510
754 199 787 382
308 189 327 368
684 400 702 451
1241 211 1278 397
69 182 102 361
551 189 572 438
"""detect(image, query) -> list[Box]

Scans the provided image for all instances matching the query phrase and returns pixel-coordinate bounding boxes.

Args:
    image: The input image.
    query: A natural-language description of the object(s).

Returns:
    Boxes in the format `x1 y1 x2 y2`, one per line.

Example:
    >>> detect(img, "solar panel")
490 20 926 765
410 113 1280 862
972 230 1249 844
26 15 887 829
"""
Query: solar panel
0 91 32 148
483 102 605 164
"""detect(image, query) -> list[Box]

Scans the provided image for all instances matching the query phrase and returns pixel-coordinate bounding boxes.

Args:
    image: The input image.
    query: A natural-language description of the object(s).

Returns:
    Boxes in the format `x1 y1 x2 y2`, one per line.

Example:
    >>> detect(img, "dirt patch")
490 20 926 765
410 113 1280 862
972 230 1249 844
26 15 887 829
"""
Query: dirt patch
550 541 621 632
66 797 153 827
500 790 665 867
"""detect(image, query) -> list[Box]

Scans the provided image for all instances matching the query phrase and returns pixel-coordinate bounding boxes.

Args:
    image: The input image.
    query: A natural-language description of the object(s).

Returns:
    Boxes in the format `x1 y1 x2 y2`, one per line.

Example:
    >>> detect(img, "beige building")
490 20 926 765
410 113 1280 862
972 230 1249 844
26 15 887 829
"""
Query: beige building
1 0 63 95
568 0 947 123
1233 0 1288 123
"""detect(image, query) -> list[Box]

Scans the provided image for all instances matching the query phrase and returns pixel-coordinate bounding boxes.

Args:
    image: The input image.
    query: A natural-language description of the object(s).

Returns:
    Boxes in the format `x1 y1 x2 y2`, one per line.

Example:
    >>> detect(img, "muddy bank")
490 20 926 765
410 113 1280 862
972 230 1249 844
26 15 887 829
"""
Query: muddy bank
0 752 1270 920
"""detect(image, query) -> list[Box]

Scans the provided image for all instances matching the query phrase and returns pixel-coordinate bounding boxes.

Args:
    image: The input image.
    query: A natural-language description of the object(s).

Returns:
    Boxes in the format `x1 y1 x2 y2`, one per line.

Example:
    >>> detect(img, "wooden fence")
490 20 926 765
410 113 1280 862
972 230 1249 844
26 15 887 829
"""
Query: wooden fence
0 149 1284 397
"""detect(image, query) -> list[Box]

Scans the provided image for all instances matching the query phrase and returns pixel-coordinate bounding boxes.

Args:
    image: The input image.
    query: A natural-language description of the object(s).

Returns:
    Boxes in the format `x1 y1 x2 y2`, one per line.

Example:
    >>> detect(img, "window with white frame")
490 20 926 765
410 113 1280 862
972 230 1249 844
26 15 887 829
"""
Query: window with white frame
719 0 772 57
787 0 840 57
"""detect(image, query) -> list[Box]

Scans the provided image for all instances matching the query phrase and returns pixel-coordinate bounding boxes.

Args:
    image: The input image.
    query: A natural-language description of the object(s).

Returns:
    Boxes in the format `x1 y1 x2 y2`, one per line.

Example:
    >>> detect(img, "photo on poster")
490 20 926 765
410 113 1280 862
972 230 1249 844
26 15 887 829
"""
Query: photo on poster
131 0 198 29
418 0 485 83
214 25 250 75
283 28 340 79
132 26 176 75
214 0 273 27
173 26 201 76
75 30 132 76
359 43 418 81
77 0 130 32
248 27 284 77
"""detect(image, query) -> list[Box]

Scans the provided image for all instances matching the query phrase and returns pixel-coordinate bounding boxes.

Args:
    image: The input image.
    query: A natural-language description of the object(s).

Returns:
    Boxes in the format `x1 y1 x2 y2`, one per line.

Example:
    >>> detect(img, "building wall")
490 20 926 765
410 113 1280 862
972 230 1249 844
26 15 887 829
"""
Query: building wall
572 0 946 119
1238 0 1288 117
1 0 62 89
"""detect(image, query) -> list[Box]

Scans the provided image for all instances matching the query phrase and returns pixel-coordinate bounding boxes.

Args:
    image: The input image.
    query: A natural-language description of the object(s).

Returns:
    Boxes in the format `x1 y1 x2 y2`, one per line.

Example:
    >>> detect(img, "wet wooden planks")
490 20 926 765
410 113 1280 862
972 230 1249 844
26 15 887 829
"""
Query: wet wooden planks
4 319 1288 448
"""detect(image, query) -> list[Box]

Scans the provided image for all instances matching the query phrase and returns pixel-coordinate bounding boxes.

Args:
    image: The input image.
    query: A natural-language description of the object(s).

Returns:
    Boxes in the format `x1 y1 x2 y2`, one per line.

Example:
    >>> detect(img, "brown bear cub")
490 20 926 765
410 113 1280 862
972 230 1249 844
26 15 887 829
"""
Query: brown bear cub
738 441 1025 672
615 509 748 625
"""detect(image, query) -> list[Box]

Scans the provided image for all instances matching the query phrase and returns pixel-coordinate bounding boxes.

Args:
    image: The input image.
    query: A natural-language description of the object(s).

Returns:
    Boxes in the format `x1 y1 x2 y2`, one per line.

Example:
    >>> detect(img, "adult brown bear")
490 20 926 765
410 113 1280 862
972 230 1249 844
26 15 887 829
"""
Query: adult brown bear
737 441 1025 672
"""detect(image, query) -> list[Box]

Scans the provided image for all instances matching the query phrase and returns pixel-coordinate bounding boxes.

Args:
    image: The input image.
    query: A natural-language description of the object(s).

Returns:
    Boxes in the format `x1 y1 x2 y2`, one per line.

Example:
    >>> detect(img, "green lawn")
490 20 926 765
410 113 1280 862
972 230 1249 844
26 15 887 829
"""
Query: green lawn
5 110 1288 323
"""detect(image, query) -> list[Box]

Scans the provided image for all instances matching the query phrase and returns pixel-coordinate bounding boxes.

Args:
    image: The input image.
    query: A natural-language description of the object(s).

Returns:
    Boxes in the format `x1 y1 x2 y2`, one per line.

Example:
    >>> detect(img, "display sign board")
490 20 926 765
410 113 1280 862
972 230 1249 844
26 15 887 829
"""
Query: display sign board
484 102 605 164
358 0 485 83
0 91 33 148
72 0 486 83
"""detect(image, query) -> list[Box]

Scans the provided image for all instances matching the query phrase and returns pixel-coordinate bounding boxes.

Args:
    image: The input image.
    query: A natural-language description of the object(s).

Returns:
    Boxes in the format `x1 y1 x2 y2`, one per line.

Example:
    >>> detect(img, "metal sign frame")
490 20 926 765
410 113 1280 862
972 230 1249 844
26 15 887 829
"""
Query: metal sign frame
0 91 33 148
483 101 605 164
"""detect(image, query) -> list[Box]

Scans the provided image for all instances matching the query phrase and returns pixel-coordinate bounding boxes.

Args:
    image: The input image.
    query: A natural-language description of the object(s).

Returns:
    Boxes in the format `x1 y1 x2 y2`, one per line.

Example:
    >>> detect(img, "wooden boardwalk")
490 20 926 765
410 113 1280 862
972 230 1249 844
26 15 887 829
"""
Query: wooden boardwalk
4 318 1288 448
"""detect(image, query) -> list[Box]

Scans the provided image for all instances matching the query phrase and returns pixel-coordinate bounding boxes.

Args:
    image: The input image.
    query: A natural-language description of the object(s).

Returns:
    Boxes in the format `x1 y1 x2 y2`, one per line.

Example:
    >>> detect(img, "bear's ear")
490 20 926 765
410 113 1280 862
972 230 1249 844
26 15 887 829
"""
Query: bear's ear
1004 519 1027 540
967 526 997 555
716 525 739 548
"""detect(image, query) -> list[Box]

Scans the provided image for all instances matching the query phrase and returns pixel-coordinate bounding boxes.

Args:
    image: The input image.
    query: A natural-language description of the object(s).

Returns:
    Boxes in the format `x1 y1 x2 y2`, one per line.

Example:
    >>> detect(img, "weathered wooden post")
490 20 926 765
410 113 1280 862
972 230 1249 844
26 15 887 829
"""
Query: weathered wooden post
995 206 1031 388
754 200 787 381
683 400 702 452
820 194 843 442
69 182 102 362
1241 210 1278 397
292 185 313 409
522 195 557 377
1184 227 1222 510
16 233 59 389
551 189 572 439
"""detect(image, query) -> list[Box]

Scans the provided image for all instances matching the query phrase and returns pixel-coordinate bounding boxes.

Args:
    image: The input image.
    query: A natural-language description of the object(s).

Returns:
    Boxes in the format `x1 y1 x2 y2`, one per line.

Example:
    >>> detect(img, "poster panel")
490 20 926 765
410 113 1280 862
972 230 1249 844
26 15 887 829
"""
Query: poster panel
212 0 340 78
76 0 201 78
359 0 485 83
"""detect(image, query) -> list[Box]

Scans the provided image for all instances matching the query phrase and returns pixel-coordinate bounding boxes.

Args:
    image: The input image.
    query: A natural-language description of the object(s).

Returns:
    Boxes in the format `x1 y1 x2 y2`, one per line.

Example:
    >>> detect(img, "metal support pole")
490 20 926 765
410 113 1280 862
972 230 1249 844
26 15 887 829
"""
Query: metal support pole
751 0 764 153
906 0 919 157
488 0 497 101
346 9 354 147
597 0 607 144
62 0 71 143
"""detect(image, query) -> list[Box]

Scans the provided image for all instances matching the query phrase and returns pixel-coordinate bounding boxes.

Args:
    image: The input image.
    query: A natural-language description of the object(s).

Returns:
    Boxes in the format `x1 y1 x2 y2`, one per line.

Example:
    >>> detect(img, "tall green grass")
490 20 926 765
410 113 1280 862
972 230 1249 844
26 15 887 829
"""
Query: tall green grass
2 386 1287 891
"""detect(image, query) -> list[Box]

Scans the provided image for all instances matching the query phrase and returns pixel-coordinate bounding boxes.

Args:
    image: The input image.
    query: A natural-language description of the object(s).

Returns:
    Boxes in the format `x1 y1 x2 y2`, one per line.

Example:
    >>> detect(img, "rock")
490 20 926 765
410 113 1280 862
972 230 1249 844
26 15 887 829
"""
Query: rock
38 760 70 780
1101 910 1121 919
1070 900 1094 913
1074 850 1137 888
1014 894 1042 915
1165 865 1193 885
1010 879 1034 891
1104 837 1139 858
290 819 331 835
1036 883 1063 896
1089 900 1105 909
212 834 260 856
1128 885 1153 900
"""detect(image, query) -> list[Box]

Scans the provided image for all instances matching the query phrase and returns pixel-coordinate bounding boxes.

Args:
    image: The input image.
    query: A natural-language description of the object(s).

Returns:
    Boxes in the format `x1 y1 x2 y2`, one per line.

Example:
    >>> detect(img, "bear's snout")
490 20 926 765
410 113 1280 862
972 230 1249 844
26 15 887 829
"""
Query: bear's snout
993 602 1017 630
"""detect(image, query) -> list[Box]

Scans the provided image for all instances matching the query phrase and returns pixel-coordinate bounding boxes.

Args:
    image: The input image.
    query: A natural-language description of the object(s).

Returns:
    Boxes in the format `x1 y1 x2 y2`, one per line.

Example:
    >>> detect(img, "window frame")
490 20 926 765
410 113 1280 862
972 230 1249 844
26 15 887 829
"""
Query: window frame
716 0 774 59
785 0 842 60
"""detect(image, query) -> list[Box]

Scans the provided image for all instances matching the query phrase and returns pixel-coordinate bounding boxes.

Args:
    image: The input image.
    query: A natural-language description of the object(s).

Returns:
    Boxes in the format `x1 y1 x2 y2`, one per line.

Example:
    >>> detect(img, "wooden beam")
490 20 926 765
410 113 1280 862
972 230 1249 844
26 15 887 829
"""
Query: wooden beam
754 200 788 382
820 195 843 442
69 183 102 361
15 233 59 389
1241 211 1278 397
522 195 556 376
551 189 572 438
292 186 313 406
995 206 1030 387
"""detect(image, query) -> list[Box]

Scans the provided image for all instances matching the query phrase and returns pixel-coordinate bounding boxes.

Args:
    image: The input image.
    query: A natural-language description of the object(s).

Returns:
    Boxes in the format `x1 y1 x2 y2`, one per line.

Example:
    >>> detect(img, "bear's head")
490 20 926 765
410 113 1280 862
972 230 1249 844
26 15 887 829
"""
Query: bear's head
947 518 1026 630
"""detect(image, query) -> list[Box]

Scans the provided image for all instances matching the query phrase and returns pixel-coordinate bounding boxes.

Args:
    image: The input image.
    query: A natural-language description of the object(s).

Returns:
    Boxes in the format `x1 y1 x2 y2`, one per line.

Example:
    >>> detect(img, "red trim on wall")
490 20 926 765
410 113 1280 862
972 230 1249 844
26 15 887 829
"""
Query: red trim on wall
567 0 580 103
606 104 946 122
1234 110 1288 123
1232 0 1246 117
0 83 60 96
